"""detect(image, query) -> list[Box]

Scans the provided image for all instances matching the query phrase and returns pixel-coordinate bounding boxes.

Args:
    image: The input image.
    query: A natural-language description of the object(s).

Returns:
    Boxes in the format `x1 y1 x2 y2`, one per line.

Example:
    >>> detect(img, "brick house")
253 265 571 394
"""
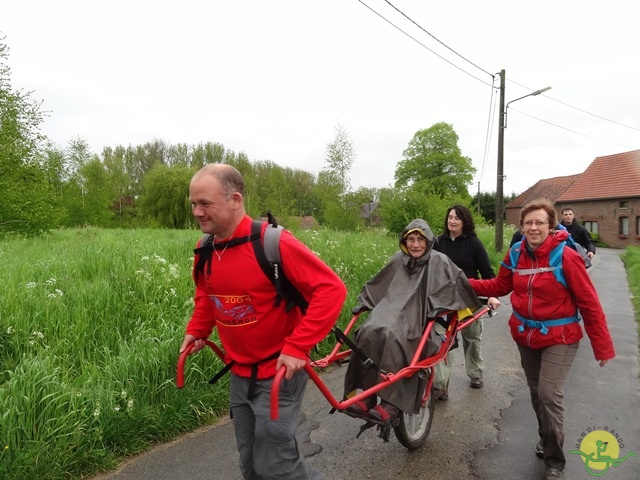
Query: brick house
505 149 640 248
505 174 580 227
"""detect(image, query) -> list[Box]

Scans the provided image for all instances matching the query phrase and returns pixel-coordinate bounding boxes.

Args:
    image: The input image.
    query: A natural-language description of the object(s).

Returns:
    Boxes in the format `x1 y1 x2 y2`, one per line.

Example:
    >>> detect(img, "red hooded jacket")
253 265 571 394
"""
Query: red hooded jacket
469 230 615 361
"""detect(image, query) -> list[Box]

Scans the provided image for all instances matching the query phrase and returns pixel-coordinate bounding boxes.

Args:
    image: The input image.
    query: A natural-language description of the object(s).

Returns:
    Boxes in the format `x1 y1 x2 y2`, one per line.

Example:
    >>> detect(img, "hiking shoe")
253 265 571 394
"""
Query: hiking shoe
432 387 449 401
345 395 377 418
535 441 544 458
366 400 399 423
544 467 564 479
470 377 484 389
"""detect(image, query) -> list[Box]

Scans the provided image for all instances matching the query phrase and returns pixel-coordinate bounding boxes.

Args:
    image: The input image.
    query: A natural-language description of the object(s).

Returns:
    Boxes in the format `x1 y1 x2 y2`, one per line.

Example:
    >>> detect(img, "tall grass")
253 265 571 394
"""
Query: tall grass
621 246 640 335
0 226 400 479
0 224 525 479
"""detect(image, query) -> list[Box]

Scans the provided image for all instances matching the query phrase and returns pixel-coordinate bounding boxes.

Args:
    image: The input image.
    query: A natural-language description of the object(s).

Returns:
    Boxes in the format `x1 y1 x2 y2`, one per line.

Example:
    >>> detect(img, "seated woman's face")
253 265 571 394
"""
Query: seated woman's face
405 232 428 258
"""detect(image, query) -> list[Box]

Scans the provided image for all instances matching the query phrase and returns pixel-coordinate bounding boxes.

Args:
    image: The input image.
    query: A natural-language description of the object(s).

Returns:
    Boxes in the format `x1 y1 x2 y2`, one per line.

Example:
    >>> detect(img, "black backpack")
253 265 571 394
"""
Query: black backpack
193 213 308 314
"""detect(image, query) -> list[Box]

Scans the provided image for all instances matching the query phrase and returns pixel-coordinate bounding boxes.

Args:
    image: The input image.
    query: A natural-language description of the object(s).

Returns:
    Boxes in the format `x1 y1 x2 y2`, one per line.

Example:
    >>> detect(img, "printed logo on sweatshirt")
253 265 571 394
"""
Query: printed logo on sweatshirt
210 295 257 326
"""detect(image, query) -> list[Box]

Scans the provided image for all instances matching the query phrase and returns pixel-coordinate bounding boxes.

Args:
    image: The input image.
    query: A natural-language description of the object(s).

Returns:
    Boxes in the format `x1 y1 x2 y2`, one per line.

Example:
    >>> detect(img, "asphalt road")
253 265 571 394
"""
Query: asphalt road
91 248 639 480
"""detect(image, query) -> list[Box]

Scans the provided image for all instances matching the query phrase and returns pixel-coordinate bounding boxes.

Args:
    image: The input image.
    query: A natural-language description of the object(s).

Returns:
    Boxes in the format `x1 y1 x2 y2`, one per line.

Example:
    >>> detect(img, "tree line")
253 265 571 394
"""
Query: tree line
1 35 514 239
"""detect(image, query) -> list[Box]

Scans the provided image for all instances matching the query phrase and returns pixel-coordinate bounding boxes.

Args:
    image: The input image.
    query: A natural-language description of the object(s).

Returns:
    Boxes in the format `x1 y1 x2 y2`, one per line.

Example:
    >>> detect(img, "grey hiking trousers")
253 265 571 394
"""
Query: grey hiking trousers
229 370 325 480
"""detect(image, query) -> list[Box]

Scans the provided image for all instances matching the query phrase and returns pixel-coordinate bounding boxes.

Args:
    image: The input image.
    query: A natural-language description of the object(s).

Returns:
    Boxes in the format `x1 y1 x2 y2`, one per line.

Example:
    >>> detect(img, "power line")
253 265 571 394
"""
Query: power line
356 0 499 189
509 107 637 150
509 79 640 133
357 0 639 180
546 96 640 133
480 79 499 181
356 0 495 88
382 0 495 78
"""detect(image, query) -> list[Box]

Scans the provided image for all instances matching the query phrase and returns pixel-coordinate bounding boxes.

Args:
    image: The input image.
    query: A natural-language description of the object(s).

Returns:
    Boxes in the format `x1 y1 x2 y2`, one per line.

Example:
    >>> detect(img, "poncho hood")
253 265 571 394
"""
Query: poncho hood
399 218 435 257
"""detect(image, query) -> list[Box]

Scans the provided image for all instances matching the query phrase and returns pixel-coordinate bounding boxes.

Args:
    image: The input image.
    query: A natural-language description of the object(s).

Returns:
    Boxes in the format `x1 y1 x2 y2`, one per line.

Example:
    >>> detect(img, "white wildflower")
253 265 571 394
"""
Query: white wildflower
168 264 179 278
26 282 37 289
44 278 57 286
6 326 14 334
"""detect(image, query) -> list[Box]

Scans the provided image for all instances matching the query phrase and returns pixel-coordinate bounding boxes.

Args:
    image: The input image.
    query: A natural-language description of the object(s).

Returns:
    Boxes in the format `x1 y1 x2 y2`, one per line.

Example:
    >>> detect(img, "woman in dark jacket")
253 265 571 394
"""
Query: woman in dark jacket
435 205 499 395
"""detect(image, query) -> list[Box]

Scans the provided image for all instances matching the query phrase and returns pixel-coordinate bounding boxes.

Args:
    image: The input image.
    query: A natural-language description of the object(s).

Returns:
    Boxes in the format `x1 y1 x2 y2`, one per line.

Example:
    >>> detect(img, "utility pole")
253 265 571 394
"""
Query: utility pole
477 182 481 216
495 73 551 253
495 69 506 252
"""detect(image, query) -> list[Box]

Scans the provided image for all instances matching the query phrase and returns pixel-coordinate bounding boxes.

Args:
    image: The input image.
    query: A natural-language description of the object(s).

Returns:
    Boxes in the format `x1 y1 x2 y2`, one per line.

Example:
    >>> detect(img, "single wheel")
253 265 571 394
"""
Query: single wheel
394 378 435 450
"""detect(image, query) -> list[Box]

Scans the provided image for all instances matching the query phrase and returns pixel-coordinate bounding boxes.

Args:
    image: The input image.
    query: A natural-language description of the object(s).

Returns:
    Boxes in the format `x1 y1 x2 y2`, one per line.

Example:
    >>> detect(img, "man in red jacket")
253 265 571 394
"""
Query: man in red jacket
469 198 614 480
180 164 347 480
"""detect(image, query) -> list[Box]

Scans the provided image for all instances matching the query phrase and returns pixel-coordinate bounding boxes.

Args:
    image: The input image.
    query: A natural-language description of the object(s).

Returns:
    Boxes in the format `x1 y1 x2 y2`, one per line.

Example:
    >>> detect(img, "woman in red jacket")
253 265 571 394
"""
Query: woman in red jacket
469 198 614 480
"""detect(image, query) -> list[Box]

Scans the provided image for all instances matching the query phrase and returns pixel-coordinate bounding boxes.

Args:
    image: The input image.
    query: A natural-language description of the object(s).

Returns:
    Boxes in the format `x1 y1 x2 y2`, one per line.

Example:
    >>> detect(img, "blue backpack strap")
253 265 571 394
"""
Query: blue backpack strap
502 240 568 288
549 243 567 288
501 240 522 271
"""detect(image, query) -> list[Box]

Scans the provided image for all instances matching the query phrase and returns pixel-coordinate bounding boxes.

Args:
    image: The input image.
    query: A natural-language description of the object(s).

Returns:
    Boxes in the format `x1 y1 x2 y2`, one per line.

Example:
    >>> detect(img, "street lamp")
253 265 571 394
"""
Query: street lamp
494 68 551 252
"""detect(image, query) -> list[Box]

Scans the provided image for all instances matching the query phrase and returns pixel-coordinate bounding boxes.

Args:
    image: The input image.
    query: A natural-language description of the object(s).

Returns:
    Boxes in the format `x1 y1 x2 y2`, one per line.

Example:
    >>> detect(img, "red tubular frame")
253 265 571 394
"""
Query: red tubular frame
271 307 489 420
175 308 490 421
176 339 226 389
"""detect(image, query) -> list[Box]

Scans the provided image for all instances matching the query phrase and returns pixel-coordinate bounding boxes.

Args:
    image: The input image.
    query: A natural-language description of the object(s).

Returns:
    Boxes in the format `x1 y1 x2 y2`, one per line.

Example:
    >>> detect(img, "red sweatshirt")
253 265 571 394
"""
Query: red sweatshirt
187 215 347 378
469 230 614 361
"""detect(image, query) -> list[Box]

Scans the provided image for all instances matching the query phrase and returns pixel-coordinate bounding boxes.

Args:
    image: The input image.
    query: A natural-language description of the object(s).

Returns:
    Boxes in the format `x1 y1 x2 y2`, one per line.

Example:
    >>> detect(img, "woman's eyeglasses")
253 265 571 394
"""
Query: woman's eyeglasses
523 221 549 228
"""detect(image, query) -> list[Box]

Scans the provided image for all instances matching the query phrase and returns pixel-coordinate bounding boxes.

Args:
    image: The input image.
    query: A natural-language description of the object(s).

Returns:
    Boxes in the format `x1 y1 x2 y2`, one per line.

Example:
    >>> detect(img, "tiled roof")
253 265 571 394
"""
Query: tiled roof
556 149 640 202
506 174 581 209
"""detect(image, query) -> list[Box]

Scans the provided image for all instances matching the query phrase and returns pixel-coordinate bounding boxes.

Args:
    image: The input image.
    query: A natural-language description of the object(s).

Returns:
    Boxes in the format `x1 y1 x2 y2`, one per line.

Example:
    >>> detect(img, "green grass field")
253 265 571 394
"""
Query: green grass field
1 226 634 479
0 226 401 479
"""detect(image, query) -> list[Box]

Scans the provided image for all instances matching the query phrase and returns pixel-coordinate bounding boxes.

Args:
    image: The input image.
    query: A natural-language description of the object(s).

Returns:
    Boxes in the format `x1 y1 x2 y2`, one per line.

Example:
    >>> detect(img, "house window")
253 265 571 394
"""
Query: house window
619 217 629 235
619 201 629 208
583 221 598 234
637 216 640 235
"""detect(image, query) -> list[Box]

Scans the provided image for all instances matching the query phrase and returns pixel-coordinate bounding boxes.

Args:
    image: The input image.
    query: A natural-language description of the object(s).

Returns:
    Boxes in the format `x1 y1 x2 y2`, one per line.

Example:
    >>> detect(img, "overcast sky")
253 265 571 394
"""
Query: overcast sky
3 0 639 195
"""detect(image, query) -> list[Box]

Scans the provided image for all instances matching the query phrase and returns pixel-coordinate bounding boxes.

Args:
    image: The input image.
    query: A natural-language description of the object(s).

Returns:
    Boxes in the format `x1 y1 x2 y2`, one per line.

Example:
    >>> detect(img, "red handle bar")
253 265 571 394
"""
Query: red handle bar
176 339 225 389
270 365 287 420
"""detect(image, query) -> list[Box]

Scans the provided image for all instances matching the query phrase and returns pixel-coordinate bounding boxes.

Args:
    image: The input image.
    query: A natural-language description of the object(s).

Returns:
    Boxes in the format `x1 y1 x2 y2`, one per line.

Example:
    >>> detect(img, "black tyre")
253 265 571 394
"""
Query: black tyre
394 380 435 450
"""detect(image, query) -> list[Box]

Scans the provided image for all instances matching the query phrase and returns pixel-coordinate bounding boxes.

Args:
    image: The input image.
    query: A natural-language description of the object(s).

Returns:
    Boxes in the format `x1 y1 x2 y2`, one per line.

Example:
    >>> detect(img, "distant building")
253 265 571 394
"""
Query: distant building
360 201 380 225
505 149 640 248
505 175 580 226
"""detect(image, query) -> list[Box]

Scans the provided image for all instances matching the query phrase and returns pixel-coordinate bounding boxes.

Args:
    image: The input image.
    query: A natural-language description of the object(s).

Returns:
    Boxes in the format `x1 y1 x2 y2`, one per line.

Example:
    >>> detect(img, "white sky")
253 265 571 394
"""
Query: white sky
3 0 639 195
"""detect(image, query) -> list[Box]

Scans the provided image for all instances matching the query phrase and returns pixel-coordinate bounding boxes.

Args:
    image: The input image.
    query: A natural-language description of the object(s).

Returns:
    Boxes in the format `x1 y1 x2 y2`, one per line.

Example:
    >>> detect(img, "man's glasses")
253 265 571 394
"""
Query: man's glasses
523 221 549 228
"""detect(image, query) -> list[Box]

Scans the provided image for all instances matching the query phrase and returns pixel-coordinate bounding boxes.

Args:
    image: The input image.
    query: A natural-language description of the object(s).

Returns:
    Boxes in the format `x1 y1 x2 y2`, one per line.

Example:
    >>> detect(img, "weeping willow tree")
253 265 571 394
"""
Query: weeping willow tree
137 164 195 228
